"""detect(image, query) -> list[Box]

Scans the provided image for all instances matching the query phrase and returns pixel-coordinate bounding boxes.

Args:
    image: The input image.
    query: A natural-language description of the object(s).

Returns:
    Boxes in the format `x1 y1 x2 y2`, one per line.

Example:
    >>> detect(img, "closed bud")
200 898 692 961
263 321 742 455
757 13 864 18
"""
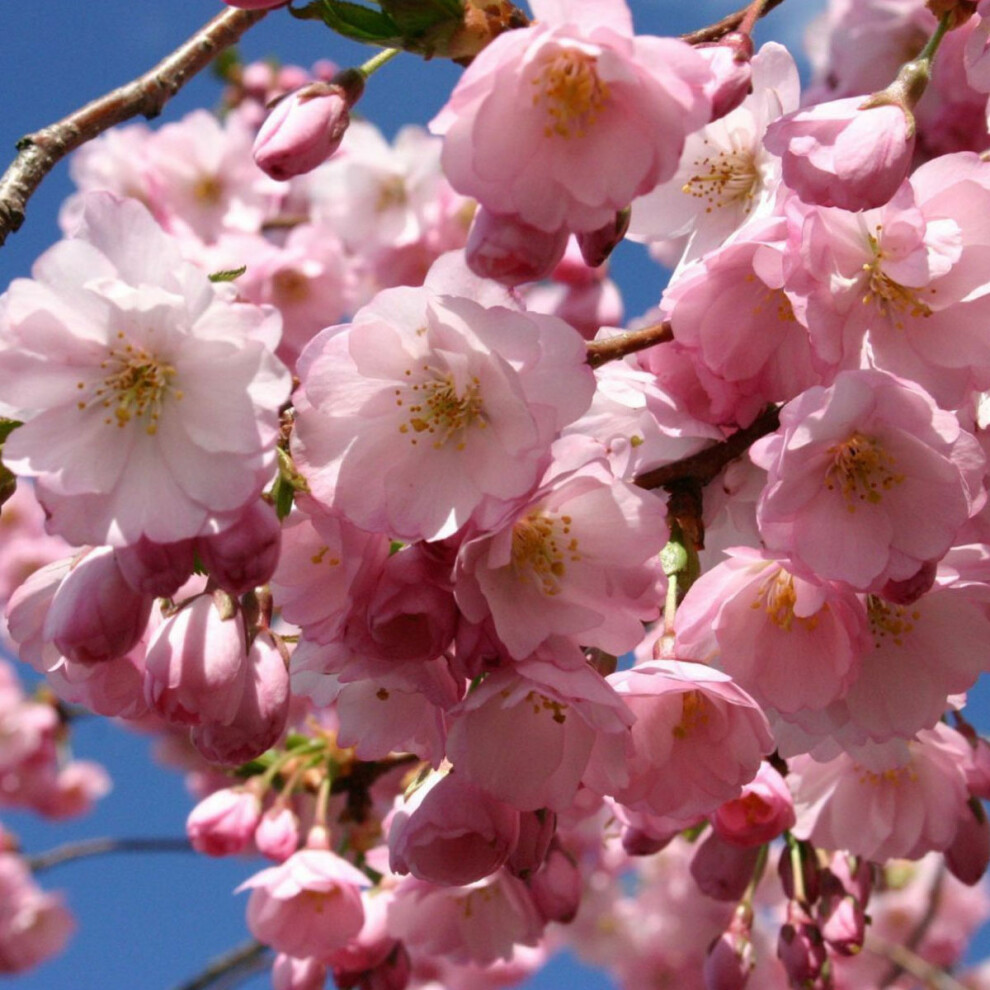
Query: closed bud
114 537 196 597
704 907 755 990
779 838 822 907
186 786 262 857
44 547 152 665
529 841 582 924
777 909 828 988
197 500 281 596
698 33 754 121
879 558 937 605
691 832 762 902
576 209 630 268
255 805 301 862
945 798 990 886
712 762 795 848
465 208 569 287
507 809 556 878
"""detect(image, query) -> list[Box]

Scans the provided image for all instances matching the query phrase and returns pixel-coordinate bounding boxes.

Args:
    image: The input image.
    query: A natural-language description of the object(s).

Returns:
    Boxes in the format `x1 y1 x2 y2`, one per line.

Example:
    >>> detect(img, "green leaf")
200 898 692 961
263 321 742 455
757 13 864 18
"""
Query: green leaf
380 0 461 37
0 419 22 511
208 265 247 283
295 0 402 44
270 474 295 521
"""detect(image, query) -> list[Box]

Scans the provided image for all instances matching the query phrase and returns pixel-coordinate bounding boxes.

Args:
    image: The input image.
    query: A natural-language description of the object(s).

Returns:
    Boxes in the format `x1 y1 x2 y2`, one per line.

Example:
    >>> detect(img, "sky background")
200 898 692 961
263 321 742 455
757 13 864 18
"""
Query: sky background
7 2 987 990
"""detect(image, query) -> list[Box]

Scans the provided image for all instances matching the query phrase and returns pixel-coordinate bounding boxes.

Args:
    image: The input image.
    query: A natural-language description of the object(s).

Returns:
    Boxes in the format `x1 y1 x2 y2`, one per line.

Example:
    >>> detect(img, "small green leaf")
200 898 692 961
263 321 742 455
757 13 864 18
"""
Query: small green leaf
209 265 247 283
380 0 461 37
0 419 22 511
271 474 295 520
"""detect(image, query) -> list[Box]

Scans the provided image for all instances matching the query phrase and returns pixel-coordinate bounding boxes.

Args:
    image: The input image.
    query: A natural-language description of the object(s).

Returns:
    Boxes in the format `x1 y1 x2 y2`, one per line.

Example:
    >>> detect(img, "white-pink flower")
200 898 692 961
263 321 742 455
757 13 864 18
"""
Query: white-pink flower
0 194 292 547
430 0 712 234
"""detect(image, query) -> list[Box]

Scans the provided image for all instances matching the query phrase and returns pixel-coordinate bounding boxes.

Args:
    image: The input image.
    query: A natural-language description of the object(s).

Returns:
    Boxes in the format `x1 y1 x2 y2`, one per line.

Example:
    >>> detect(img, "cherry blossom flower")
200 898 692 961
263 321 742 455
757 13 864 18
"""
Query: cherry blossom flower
0 193 291 547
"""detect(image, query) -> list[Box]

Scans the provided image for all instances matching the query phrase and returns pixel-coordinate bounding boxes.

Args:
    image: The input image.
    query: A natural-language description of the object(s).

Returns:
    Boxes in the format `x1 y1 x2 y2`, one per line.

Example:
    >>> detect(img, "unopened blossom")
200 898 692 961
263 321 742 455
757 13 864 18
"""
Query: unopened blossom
196 498 281 596
292 257 594 542
711 761 796 847
464 207 569 286
0 194 291 547
239 848 372 961
186 786 262 857
751 369 986 592
431 0 712 234
255 806 301 863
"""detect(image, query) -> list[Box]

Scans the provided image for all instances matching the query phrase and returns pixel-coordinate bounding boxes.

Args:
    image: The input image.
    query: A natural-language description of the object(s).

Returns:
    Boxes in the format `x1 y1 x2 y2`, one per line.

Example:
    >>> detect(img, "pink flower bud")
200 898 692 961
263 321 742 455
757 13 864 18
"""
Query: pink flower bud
0 855 75 974
272 954 327 990
191 632 289 765
114 538 195 597
880 558 938 605
388 773 520 886
777 908 827 988
945 799 990 886
818 893 866 956
506 810 556 879
698 33 754 121
528 843 582 924
143 594 247 726
711 762 796 848
779 839 823 907
690 832 762 902
465 208 569 287
255 805 301 862
186 787 262 856
704 909 755 990
575 209 630 268
253 73 364 181
197 500 281 596
44 547 152 665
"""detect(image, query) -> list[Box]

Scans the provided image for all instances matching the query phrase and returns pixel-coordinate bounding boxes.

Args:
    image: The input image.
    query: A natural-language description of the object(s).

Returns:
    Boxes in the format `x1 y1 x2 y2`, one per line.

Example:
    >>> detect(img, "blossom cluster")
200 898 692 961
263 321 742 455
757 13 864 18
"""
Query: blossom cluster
4 0 990 987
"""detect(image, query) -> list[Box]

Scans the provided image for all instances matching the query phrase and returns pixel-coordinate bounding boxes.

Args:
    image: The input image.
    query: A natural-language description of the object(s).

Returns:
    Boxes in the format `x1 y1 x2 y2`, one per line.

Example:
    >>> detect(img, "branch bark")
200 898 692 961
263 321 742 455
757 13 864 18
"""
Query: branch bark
682 0 788 45
27 836 192 873
0 7 268 248
585 321 674 369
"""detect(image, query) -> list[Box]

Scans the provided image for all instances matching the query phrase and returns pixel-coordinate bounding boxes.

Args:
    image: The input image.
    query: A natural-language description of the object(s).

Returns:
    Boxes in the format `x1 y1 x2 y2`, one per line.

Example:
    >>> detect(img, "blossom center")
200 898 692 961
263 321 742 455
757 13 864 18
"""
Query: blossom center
78 335 181 435
867 595 920 648
672 690 709 740
754 570 819 632
825 432 904 511
510 511 580 595
525 690 568 724
532 50 610 139
682 142 760 213
861 230 936 327
395 370 485 450
272 268 311 305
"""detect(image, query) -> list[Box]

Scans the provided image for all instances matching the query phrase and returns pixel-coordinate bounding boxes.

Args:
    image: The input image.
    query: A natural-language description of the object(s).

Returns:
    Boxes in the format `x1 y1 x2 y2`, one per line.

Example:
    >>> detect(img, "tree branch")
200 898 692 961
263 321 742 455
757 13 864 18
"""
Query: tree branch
174 940 269 990
27 836 193 873
634 404 781 491
0 7 268 247
585 321 674 369
682 0 788 45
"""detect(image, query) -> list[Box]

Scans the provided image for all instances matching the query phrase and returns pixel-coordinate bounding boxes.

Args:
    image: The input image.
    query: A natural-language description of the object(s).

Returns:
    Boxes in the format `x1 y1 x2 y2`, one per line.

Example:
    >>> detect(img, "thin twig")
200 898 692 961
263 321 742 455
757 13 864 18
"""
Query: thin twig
878 862 947 988
585 321 674 369
634 404 780 490
682 0 788 45
27 836 192 873
173 940 269 990
866 932 969 990
0 7 268 247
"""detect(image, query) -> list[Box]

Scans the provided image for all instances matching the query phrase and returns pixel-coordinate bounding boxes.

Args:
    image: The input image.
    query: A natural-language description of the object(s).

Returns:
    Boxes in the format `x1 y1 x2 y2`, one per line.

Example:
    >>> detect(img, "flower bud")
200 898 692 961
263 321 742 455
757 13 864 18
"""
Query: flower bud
779 838 822 907
529 842 582 924
698 33 754 121
879 558 937 605
945 798 990 886
113 537 196 597
576 209 630 268
704 907 755 990
818 893 866 956
187 787 262 856
44 547 152 665
711 762 796 848
465 208 569 287
506 809 556 879
777 909 828 988
691 832 762 902
197 500 281 596
256 805 301 863
253 71 365 181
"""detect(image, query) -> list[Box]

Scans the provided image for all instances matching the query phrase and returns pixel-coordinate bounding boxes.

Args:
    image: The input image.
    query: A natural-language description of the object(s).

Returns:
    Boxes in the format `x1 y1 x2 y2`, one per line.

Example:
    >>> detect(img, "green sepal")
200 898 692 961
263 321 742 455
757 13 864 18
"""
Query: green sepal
0 419 23 512
269 447 310 521
291 0 403 45
208 265 247 283
380 0 461 39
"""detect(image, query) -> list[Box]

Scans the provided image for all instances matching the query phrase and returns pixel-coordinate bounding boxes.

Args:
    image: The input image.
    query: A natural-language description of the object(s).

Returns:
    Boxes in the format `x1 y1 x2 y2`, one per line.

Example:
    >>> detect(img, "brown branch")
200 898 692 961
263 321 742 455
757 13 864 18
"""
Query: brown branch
635 404 780 491
878 862 948 988
682 0 788 45
586 321 674 369
27 836 192 873
173 940 269 990
0 7 269 248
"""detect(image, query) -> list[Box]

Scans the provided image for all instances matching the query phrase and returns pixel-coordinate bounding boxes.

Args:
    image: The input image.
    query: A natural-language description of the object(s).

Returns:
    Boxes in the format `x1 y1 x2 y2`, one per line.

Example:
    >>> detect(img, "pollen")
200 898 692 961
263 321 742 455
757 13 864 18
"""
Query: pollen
78 338 181 435
511 511 580 595
532 49 610 139
672 690 709 740
682 142 760 214
825 431 905 512
526 690 568 724
753 569 819 633
868 595 920 648
861 229 936 328
395 370 485 450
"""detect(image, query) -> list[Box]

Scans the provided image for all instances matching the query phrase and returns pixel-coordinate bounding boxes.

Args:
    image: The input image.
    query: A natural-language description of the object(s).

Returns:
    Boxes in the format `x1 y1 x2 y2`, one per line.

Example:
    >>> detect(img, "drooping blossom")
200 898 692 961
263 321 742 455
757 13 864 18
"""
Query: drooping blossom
0 193 291 547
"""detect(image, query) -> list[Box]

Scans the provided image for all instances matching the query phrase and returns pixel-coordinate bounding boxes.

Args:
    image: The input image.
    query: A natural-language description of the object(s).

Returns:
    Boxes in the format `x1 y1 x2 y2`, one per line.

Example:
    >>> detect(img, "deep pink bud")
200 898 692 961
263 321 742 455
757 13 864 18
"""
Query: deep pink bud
506 810 556 879
691 832 762 902
114 537 195 597
712 762 795 848
698 33 754 121
255 805 301 862
44 547 152 665
704 908 755 990
818 893 866 956
191 632 290 765
777 908 827 988
529 842 582 924
779 839 823 907
945 799 990 886
880 559 938 605
465 208 569 287
197 500 281 596
575 209 630 268
186 787 262 856
253 73 364 181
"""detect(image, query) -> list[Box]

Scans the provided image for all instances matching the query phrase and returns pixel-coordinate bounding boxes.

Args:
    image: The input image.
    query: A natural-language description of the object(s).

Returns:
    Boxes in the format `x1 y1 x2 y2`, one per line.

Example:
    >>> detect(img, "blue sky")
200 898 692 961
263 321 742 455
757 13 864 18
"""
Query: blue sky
10 3 988 990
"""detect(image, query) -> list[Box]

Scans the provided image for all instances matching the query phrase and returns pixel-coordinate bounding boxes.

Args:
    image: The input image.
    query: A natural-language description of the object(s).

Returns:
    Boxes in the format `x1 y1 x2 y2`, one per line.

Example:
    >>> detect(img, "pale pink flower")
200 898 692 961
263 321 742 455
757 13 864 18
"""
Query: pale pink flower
432 0 711 235
0 855 74 974
239 848 371 961
0 194 291 547
271 954 326 990
764 95 915 211
454 450 666 659
789 723 973 861
751 370 986 592
255 806 301 863
292 257 594 542
710 761 796 847
186 786 263 856
604 660 774 821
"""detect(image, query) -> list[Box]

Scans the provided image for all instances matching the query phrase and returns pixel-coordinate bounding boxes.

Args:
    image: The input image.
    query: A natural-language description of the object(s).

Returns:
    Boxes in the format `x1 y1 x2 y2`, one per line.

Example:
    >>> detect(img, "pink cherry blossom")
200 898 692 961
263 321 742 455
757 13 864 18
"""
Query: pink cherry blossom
186 786 263 856
431 0 712 234
710 761 796 847
0 193 291 547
